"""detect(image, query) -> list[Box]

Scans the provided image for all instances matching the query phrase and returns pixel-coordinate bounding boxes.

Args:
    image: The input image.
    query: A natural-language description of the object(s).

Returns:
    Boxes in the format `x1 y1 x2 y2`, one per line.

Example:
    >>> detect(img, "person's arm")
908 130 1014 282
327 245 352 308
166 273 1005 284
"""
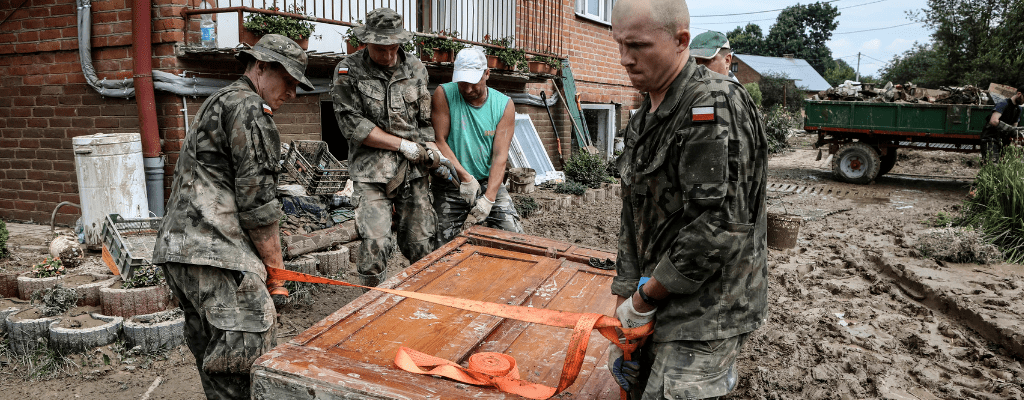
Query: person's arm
248 223 284 270
331 60 414 151
990 111 1004 127
431 85 474 183
482 100 516 201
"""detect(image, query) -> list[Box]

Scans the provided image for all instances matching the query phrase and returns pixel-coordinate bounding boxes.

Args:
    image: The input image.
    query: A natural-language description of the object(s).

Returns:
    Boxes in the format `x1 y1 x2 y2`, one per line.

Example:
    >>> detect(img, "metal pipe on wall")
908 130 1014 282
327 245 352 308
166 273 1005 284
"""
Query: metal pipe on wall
131 0 165 216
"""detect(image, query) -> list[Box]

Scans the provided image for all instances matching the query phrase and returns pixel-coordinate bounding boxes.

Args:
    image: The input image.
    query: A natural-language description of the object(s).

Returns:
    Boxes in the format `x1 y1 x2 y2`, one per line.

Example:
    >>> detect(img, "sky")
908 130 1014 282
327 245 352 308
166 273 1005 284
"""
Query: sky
686 0 934 78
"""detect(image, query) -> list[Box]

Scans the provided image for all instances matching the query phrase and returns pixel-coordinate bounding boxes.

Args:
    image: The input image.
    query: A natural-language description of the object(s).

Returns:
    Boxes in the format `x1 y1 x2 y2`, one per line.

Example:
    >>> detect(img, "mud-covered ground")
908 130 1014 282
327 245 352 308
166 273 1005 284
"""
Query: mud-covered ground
1 132 1023 399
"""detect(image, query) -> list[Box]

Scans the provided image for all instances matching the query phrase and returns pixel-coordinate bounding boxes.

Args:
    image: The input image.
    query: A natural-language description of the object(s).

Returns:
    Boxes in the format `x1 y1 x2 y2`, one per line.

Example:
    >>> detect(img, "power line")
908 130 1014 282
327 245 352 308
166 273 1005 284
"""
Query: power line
691 0 844 17
839 0 890 10
833 21 920 35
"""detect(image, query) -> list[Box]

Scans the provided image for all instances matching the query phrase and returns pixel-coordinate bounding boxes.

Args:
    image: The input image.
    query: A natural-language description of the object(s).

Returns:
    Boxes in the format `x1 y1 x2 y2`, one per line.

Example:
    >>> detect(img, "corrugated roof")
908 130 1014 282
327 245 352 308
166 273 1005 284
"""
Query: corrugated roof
734 54 832 91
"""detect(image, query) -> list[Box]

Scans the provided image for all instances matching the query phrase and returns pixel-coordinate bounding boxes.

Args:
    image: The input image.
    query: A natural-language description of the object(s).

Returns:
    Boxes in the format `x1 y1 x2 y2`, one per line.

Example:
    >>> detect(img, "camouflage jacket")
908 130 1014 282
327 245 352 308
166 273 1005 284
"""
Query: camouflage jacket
613 59 769 342
153 76 284 281
331 50 434 183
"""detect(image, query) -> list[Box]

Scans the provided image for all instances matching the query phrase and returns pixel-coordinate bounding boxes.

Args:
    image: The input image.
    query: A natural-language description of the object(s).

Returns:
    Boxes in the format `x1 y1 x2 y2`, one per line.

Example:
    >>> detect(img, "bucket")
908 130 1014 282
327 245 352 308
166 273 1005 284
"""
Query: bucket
73 133 149 248
767 213 801 250
507 168 536 194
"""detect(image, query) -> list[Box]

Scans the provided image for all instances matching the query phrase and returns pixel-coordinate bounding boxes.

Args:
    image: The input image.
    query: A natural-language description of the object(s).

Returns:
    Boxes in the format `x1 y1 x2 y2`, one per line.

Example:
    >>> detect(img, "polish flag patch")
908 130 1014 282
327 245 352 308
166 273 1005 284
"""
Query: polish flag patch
262 104 273 116
692 106 715 122
338 67 349 74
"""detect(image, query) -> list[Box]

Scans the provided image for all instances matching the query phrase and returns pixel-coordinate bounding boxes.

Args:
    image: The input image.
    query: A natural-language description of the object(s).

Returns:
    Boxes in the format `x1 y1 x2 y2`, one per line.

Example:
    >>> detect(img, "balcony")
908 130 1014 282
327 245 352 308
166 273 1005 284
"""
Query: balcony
176 0 566 82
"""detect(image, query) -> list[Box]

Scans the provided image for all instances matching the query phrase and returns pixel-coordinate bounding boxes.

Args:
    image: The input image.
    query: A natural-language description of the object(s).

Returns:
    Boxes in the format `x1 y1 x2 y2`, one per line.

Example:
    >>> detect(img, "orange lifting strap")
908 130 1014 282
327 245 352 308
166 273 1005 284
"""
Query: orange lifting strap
266 266 653 399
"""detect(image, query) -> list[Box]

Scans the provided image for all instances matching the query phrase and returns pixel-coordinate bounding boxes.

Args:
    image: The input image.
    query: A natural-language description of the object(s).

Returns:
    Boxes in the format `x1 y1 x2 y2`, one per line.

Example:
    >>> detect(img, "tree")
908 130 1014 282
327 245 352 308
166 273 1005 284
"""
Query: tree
878 42 946 88
763 2 840 76
727 23 766 55
824 58 856 87
913 0 1024 87
757 72 804 113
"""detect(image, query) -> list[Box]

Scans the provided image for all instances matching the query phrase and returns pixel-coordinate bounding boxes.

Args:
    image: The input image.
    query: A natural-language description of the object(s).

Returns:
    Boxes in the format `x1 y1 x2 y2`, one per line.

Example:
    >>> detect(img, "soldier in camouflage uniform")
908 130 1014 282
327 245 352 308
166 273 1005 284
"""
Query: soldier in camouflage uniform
607 1 768 399
332 8 438 287
152 34 313 400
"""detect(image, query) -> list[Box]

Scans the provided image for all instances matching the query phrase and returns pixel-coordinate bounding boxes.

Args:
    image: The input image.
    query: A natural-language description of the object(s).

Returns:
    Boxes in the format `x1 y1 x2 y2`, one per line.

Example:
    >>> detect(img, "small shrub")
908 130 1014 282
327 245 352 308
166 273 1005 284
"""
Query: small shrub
32 258 65 278
744 82 762 107
242 6 317 41
763 104 799 154
957 146 1024 262
512 196 539 219
924 212 955 227
0 219 9 259
415 30 465 58
31 284 80 317
916 227 1003 264
553 181 587 195
122 265 165 289
564 151 609 188
483 35 527 71
757 72 804 113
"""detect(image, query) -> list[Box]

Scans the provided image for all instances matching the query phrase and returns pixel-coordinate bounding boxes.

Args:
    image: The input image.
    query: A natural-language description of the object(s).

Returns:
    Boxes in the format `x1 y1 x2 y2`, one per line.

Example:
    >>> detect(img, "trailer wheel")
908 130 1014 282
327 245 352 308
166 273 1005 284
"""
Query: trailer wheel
879 148 898 176
832 142 881 184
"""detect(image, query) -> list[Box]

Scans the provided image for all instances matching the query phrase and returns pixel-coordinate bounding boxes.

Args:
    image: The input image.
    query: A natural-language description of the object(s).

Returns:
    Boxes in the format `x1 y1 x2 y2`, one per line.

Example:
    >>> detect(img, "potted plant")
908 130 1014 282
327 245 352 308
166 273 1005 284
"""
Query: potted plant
242 6 317 49
343 22 365 54
100 265 172 318
415 31 464 63
484 35 527 71
529 55 563 75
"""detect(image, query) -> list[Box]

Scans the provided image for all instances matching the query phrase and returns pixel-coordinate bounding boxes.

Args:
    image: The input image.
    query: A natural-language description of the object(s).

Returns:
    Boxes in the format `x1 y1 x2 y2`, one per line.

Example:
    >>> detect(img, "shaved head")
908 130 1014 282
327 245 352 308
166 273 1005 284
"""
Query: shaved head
612 0 690 34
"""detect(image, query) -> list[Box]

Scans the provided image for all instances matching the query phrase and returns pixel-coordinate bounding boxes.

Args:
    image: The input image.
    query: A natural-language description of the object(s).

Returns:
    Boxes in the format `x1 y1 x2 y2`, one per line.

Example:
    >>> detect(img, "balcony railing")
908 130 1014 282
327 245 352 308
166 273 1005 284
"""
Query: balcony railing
181 0 565 57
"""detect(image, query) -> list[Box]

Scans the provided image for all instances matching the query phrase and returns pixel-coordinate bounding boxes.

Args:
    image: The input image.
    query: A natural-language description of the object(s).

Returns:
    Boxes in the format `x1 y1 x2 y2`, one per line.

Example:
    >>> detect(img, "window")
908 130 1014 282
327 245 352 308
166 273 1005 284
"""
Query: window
731 63 739 73
582 104 617 160
576 0 615 24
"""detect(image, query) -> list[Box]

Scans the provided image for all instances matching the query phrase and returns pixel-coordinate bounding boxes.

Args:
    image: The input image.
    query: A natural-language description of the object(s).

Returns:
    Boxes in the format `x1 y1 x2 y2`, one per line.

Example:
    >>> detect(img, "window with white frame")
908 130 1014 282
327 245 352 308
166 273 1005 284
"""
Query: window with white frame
582 104 617 160
576 0 616 24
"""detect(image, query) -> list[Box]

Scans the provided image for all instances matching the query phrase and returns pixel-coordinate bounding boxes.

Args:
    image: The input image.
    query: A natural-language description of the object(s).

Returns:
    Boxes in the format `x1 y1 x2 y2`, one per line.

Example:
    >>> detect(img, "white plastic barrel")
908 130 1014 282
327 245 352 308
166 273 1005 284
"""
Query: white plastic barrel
72 133 150 247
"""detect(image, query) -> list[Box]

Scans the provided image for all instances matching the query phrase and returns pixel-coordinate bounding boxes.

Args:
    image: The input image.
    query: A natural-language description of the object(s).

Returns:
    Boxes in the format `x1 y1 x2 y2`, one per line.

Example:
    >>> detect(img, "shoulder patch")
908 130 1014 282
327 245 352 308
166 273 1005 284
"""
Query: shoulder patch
262 103 273 116
338 67 349 75
692 106 715 122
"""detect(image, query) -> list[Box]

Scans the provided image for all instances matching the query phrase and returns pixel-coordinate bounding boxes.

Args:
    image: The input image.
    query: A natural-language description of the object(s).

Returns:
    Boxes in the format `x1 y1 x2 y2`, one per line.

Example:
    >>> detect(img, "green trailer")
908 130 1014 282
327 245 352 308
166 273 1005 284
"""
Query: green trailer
804 99 993 183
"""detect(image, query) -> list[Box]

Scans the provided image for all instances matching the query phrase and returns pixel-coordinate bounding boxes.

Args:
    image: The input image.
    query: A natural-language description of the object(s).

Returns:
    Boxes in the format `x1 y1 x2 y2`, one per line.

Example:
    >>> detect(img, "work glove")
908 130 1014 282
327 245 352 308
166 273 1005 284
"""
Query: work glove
997 121 1016 133
464 196 494 227
607 342 640 393
459 177 481 205
616 294 656 329
398 139 428 164
431 158 460 186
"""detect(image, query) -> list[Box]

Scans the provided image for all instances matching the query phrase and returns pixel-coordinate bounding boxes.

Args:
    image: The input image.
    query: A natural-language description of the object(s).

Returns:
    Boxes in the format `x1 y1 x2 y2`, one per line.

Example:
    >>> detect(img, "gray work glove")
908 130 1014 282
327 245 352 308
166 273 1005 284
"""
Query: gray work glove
398 139 428 163
464 196 494 227
616 295 656 329
459 177 480 205
997 121 1016 133
431 158 459 186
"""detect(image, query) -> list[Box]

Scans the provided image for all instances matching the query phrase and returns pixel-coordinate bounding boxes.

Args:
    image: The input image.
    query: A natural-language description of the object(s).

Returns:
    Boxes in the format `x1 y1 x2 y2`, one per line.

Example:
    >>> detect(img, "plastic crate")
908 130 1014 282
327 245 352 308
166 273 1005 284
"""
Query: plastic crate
284 140 349 195
101 214 162 278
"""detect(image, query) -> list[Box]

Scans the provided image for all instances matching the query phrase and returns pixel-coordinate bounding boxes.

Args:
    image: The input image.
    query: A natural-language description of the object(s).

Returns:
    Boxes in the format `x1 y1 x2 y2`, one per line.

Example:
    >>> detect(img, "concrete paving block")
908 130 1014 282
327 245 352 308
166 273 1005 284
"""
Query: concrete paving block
311 248 349 278
584 190 597 203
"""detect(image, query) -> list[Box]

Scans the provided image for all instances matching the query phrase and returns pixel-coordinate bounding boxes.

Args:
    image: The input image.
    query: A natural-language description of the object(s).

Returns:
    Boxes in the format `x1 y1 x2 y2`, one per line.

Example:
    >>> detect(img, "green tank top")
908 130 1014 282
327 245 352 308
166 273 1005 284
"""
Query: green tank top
441 82 511 181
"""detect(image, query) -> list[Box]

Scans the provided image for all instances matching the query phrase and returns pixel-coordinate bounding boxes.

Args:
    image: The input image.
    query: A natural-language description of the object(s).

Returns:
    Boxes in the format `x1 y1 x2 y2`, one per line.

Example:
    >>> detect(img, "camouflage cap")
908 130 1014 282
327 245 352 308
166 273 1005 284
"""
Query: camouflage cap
690 31 730 60
237 34 314 91
352 8 414 45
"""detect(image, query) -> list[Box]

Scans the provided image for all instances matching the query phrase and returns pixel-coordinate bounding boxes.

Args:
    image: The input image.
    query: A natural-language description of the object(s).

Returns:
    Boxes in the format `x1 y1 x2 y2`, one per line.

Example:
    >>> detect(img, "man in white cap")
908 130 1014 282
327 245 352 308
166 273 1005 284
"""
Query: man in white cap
691 30 740 83
430 46 523 244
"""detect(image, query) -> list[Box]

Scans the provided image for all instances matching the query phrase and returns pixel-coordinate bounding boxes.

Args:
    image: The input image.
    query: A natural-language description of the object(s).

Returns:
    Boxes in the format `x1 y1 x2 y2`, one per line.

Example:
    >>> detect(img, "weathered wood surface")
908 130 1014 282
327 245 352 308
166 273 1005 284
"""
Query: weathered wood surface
461 225 616 266
253 226 622 399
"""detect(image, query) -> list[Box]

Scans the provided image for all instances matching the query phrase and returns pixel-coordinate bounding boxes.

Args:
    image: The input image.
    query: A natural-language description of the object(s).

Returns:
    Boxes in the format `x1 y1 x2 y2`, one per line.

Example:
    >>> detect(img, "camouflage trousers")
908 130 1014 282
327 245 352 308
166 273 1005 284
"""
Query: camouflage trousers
353 178 436 287
432 178 523 245
631 332 751 400
160 262 277 400
980 127 1011 164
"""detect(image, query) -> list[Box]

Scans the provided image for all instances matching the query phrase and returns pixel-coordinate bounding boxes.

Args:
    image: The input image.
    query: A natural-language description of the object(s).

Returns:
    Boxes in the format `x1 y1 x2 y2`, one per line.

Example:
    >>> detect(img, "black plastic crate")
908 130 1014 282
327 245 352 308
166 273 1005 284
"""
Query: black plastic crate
284 140 348 195
101 214 161 278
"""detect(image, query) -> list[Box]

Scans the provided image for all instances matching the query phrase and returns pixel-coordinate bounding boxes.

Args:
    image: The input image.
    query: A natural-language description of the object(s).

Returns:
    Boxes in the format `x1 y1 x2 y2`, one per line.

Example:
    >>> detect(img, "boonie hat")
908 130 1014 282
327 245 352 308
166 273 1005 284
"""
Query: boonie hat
237 34 314 91
453 47 487 84
352 8 414 45
691 31 731 60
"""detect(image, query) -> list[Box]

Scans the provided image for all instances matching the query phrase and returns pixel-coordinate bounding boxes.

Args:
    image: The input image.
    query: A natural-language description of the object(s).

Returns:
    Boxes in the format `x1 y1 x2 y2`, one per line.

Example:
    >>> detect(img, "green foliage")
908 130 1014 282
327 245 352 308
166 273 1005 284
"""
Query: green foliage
924 211 956 227
563 151 610 189
0 219 9 259
242 6 316 40
753 2 840 76
744 82 762 107
31 284 80 317
483 36 527 70
757 72 804 113
343 21 363 48
878 42 945 88
415 31 465 58
512 196 539 219
553 181 587 196
32 258 65 278
824 58 857 87
122 265 165 289
957 146 1024 262
763 105 799 154
912 0 1024 87
726 23 765 55
532 55 563 70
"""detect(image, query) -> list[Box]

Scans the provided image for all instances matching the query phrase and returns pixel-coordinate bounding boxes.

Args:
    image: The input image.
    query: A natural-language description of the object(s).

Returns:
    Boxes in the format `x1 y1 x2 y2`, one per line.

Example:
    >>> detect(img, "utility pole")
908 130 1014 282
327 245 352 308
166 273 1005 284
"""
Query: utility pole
856 52 861 82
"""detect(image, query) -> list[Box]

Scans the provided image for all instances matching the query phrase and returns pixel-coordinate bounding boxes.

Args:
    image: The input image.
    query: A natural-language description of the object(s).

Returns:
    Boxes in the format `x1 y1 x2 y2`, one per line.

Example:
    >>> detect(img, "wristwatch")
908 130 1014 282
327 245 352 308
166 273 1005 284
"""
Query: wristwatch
637 283 665 307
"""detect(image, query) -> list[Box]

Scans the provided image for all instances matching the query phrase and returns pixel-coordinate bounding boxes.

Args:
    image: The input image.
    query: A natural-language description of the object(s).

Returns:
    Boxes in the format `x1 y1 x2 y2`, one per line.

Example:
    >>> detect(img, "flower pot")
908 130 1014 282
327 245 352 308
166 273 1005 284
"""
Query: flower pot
240 29 309 50
100 279 172 318
0 267 29 298
346 42 366 54
16 272 115 304
528 61 556 75
0 297 29 336
486 55 509 70
421 49 452 63
5 308 60 356
123 308 185 353
17 271 84 300
49 313 123 353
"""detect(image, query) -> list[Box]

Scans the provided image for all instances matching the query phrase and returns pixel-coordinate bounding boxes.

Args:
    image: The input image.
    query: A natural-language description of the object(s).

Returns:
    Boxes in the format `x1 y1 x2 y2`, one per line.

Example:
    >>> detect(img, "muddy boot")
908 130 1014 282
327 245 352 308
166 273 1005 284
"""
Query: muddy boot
358 272 385 292
267 278 289 297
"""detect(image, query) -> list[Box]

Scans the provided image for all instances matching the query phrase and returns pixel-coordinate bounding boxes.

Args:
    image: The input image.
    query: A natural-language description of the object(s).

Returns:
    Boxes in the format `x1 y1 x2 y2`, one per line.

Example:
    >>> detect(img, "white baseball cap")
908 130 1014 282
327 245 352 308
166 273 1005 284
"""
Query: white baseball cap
453 47 487 84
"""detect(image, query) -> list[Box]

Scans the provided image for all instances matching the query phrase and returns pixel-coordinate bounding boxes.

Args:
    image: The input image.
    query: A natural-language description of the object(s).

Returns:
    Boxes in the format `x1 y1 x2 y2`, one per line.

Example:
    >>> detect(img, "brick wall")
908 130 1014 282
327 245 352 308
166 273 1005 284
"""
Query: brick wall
732 57 763 86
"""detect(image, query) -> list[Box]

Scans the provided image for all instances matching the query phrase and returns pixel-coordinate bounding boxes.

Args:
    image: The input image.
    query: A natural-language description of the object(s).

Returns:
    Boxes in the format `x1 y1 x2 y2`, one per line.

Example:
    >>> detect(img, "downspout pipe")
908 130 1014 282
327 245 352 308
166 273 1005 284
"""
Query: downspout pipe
131 0 164 216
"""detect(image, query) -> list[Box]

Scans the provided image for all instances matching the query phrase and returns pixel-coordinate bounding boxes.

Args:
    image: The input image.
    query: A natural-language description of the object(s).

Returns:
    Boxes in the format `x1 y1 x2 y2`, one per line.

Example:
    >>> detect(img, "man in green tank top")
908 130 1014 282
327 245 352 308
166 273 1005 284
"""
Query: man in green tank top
431 47 523 244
